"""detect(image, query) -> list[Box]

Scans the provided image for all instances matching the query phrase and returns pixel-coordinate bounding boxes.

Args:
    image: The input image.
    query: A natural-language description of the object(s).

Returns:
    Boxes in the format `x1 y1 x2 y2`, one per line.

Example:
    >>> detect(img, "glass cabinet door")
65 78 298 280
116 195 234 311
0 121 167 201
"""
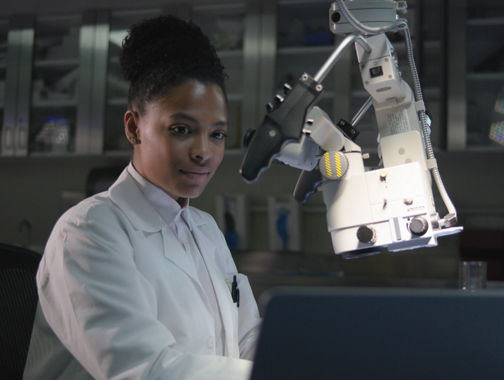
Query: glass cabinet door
275 1 339 121
273 1 423 150
416 0 445 150
448 0 504 151
466 1 504 149
0 19 7 133
192 3 246 151
30 15 81 155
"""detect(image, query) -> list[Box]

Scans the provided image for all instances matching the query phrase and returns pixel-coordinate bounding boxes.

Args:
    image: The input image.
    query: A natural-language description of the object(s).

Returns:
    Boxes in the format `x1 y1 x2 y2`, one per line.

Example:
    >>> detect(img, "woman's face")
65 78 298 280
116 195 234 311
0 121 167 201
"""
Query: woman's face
125 80 227 202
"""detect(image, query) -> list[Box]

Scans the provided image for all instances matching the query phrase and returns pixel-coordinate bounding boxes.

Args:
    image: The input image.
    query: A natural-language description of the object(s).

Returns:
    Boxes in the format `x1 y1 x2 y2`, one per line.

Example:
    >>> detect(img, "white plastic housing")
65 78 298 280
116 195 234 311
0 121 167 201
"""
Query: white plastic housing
322 160 440 256
330 0 399 35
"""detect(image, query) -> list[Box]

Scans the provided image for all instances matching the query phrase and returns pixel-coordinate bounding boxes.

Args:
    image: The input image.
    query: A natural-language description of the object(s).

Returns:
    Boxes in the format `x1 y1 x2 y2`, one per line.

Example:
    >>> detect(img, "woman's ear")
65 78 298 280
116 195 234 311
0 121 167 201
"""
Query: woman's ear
124 110 141 144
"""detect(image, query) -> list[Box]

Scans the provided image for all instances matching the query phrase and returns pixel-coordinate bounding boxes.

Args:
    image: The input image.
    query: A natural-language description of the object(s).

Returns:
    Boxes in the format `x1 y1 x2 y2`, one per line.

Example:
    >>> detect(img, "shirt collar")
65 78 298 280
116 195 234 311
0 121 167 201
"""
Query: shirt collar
126 162 194 230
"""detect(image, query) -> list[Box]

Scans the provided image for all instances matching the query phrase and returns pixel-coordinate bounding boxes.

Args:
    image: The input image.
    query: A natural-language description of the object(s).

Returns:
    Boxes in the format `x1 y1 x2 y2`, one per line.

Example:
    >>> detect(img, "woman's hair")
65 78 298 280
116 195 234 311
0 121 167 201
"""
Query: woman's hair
120 15 227 114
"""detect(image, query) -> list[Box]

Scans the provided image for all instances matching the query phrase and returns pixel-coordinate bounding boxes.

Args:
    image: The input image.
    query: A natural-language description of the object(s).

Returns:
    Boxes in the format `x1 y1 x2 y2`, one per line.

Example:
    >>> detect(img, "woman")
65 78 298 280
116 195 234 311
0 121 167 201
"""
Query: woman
24 15 261 380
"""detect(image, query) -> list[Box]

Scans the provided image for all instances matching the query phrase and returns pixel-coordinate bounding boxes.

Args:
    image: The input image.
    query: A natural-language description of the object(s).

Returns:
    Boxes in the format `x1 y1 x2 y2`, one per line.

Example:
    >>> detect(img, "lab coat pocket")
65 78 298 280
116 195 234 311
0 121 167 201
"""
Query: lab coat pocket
232 273 261 328
225 273 240 322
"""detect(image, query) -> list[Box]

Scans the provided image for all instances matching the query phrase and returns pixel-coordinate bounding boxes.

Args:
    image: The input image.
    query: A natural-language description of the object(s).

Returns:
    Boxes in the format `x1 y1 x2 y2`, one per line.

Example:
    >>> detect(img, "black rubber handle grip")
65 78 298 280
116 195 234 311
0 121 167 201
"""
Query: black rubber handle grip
240 118 284 183
293 168 323 203
240 72 322 183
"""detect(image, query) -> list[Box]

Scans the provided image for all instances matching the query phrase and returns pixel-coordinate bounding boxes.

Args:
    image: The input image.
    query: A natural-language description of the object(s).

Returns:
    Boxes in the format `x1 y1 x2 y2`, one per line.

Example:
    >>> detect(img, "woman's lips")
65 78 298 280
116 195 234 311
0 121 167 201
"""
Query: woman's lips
180 169 210 179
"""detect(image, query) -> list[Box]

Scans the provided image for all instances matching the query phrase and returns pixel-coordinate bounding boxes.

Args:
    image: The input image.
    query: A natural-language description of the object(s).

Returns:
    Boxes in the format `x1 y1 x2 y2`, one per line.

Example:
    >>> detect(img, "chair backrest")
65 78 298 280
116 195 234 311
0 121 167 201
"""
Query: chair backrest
85 166 123 197
0 243 41 379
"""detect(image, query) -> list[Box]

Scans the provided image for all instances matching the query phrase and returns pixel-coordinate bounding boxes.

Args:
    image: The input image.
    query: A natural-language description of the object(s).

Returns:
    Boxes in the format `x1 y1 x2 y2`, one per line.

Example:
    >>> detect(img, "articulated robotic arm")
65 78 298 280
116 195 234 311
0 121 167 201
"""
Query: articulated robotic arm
240 0 462 258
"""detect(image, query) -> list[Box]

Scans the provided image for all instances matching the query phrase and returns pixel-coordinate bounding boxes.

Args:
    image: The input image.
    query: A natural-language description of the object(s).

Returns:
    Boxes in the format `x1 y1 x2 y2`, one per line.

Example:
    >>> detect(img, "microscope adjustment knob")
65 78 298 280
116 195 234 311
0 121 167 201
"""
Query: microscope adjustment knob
319 151 348 180
409 216 429 236
357 225 376 244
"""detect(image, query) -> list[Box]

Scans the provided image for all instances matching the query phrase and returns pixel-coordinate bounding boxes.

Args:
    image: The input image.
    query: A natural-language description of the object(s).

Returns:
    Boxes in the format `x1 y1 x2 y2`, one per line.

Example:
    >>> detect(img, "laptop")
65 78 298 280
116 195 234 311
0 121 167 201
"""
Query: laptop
250 287 504 380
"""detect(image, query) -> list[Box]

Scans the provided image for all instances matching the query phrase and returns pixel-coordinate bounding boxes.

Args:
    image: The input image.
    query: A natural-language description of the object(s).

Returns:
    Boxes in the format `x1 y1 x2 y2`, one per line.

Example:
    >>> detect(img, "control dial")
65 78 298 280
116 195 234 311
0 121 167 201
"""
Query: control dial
357 225 376 244
409 217 429 236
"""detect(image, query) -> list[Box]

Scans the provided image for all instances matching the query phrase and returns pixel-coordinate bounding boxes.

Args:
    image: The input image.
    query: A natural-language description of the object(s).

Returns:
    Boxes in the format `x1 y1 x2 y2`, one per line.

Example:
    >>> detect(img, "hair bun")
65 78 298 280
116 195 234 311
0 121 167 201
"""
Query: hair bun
120 15 219 84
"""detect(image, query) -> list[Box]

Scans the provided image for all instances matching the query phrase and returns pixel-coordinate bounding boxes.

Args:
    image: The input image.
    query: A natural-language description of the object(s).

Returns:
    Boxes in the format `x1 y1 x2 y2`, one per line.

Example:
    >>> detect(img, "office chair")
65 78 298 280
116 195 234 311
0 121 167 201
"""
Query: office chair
85 166 123 197
0 243 41 379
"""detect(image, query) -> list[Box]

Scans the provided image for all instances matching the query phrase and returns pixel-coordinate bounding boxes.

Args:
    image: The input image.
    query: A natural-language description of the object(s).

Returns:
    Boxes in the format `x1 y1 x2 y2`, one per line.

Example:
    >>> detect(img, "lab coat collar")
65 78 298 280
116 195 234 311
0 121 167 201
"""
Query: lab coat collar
109 166 213 287
109 168 163 232
126 163 193 230
108 166 209 233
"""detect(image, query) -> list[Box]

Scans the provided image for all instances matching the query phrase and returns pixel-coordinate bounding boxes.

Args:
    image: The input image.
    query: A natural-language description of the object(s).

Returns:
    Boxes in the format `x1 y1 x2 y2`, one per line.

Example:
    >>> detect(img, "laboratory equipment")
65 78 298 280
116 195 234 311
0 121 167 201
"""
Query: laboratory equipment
240 0 462 258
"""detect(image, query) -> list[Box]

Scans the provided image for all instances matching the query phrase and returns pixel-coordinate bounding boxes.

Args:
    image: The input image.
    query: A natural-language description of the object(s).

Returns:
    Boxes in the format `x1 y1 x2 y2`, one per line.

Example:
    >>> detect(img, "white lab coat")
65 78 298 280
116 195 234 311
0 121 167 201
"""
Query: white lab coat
24 167 261 380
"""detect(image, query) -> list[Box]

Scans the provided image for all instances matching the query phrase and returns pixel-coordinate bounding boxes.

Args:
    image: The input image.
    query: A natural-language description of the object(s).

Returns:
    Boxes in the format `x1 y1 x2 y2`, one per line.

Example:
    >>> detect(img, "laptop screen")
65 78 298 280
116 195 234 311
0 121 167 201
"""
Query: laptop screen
250 287 504 380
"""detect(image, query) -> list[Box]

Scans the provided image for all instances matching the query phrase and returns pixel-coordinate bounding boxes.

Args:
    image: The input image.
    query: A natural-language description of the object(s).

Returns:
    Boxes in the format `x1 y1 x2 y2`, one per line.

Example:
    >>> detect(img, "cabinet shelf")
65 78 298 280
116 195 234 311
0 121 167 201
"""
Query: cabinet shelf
108 97 128 106
217 50 243 58
278 45 334 55
467 17 504 26
467 72 504 81
227 93 242 102
108 93 243 106
106 50 244 63
104 150 132 158
29 151 74 157
32 99 77 108
423 40 442 49
34 58 79 69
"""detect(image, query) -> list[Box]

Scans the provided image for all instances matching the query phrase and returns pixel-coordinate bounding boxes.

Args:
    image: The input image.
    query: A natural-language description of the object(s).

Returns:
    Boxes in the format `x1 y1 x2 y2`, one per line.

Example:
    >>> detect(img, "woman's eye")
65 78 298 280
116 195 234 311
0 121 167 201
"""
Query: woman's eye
169 125 191 135
212 131 228 140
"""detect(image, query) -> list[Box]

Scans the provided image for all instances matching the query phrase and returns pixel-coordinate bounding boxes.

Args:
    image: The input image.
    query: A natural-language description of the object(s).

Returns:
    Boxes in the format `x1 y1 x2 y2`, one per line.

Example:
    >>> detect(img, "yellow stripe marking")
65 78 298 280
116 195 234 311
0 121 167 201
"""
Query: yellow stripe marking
324 153 332 177
335 152 342 177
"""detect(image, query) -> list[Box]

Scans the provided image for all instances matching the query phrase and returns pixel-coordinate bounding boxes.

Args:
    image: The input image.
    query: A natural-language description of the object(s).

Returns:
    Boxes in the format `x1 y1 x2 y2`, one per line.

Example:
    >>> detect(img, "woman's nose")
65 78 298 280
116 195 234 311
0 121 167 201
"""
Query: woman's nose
190 135 210 162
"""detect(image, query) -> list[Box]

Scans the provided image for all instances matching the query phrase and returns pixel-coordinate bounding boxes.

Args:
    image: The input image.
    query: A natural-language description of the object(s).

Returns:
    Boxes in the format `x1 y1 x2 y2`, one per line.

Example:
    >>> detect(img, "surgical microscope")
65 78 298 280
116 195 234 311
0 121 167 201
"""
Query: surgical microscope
240 0 463 258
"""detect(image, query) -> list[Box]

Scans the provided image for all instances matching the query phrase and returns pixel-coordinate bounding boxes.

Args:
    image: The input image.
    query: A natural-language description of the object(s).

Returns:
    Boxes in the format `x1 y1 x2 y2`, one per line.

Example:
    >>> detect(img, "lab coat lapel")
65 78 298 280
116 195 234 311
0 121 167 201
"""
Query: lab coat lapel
192 227 239 357
160 227 200 285
109 168 200 284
